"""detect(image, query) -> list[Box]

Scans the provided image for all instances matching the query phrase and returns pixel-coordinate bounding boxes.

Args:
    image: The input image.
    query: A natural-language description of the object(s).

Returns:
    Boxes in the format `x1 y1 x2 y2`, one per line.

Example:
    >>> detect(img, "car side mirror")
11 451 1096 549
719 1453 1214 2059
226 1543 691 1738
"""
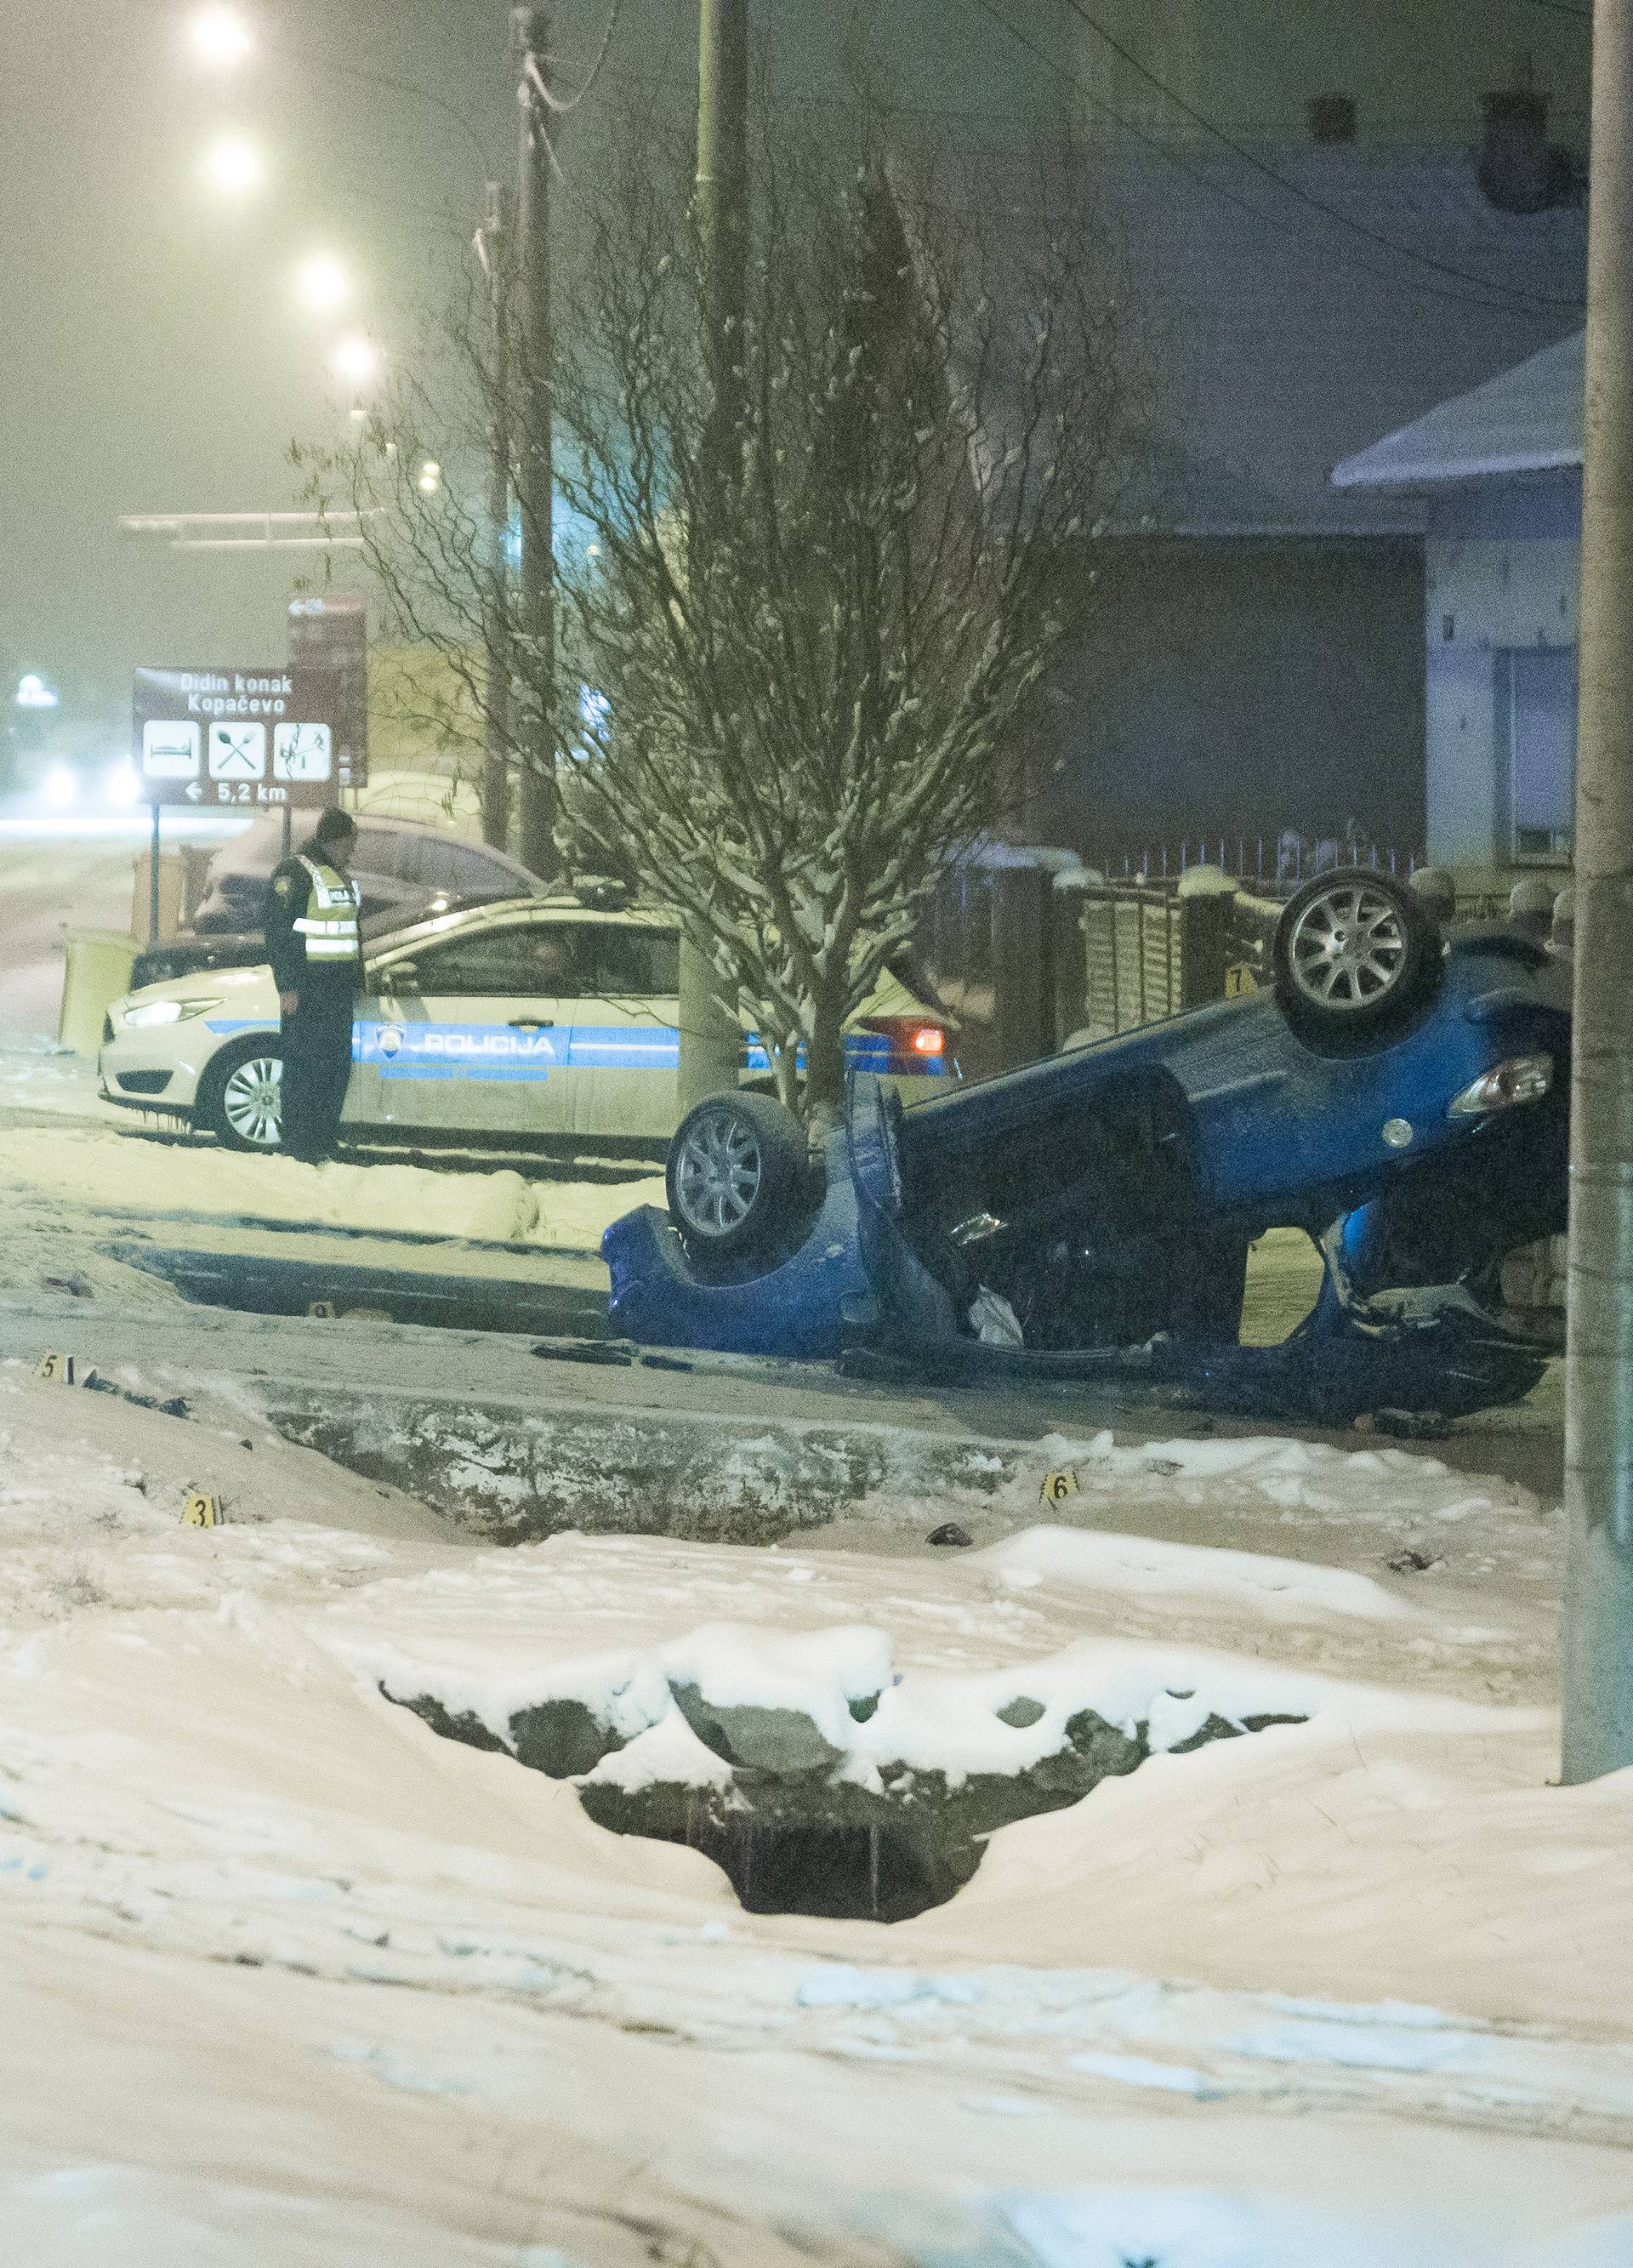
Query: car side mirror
384 960 419 991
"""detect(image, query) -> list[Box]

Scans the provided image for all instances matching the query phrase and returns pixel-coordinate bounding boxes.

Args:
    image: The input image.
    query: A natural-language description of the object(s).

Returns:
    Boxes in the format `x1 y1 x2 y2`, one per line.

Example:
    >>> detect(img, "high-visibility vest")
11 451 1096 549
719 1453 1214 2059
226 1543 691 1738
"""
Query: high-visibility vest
293 857 361 963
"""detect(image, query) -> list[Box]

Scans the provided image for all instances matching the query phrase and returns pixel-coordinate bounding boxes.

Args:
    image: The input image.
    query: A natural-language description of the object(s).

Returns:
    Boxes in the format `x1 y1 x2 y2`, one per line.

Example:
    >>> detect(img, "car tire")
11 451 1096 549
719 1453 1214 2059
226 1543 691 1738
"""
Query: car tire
666 1091 809 1258
196 1036 285 1152
1272 868 1440 1032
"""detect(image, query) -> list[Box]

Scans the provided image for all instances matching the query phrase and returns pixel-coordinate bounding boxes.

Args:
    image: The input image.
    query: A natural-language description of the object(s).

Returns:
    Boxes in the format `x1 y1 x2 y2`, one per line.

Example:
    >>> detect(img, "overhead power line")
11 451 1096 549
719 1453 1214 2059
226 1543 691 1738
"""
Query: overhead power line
1051 0 1583 311
538 0 631 114
971 0 1584 320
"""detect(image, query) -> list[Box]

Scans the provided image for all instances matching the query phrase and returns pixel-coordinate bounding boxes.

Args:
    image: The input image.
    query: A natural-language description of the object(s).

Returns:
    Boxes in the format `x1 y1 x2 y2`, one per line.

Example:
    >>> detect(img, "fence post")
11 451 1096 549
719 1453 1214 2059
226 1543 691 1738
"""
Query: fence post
991 863 1051 1070
1051 875 1089 1046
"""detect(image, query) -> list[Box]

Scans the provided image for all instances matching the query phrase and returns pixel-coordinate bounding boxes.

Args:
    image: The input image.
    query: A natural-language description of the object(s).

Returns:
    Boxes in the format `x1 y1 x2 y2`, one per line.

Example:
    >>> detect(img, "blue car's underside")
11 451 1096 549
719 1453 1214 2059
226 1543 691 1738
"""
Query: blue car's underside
605 928 1572 1422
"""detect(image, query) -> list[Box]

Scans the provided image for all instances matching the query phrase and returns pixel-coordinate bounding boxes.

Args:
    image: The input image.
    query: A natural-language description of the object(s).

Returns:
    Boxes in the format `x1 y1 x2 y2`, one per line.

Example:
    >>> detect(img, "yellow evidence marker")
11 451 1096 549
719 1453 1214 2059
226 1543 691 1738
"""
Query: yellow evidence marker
180 1492 224 1529
36 1353 94 1387
1038 1468 1080 1506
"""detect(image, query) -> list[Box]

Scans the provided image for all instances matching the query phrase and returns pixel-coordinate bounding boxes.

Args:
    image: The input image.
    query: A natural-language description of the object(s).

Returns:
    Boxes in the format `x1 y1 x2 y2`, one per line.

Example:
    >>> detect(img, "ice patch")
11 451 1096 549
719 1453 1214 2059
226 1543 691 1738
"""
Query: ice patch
796 1965 985 2010
1002 2186 1409 2268
1067 2050 1224 2098
977 1527 1413 1621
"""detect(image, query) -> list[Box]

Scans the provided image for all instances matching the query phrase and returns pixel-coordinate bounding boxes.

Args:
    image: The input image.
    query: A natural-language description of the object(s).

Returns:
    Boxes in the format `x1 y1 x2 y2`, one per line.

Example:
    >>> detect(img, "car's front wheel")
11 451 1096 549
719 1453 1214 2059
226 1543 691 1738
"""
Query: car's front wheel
1272 868 1439 1032
666 1091 809 1258
196 1037 284 1151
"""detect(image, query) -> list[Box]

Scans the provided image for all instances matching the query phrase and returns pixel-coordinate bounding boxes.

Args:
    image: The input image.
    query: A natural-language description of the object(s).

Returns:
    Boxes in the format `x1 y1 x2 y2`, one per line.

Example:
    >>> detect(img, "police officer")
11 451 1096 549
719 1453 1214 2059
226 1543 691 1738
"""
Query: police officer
264 806 361 1164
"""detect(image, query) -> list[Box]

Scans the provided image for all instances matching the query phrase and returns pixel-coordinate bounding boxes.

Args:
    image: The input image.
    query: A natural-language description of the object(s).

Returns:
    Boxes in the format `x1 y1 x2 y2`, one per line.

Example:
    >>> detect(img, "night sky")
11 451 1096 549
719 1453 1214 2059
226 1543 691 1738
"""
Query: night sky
0 0 1016 734
0 0 1587 737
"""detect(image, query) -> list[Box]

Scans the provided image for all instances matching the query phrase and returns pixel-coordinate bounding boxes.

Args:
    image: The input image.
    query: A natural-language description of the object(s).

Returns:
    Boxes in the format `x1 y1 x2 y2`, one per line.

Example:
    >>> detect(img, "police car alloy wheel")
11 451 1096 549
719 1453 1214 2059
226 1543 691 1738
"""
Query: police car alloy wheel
197 1039 285 1151
220 1053 284 1148
666 1091 808 1257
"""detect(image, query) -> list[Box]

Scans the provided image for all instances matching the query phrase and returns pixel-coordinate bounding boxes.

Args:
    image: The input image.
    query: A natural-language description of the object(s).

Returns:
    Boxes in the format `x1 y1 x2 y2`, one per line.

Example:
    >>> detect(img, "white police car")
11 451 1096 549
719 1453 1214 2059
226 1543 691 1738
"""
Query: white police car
99 894 953 1154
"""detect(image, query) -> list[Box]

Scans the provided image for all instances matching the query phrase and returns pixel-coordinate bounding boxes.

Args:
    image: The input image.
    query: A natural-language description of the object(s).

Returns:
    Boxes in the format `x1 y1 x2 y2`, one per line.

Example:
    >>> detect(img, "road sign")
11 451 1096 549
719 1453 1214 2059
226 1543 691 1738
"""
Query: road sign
133 665 351 808
287 599 367 788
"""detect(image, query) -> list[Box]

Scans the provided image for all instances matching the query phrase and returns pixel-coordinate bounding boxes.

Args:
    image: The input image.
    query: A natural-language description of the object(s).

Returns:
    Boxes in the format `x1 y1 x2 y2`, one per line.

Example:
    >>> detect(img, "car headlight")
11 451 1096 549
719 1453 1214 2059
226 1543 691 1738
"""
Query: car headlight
122 997 221 1029
1448 1054 1553 1117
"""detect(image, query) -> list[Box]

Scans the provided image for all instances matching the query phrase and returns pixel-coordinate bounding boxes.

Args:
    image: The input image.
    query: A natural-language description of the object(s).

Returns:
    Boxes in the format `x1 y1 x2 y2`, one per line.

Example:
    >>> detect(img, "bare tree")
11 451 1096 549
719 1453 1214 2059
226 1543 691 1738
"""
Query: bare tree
301 127 1149 1121
553 133 1147 1119
290 255 541 859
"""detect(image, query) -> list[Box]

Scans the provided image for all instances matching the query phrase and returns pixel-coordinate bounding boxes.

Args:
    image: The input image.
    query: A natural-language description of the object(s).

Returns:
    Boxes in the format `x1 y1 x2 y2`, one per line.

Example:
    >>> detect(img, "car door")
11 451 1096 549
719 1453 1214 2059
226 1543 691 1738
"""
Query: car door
356 916 571 1137
563 920 682 1141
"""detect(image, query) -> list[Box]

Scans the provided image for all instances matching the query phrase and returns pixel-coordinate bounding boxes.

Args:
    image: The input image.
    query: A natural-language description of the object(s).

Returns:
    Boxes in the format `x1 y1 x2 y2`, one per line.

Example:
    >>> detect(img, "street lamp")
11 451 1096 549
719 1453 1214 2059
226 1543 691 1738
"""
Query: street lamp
190 6 253 69
418 459 442 496
295 253 350 313
333 334 382 387
202 137 263 195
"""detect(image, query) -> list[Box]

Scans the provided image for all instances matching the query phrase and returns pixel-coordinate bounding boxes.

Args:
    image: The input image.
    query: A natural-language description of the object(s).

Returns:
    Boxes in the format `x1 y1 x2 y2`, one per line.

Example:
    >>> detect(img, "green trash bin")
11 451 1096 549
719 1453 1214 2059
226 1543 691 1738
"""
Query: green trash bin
58 929 139 1060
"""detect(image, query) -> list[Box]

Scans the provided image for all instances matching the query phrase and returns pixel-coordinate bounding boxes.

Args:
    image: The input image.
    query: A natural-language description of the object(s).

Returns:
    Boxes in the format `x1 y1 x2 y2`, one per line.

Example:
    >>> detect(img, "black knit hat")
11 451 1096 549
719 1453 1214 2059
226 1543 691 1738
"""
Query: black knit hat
311 806 357 846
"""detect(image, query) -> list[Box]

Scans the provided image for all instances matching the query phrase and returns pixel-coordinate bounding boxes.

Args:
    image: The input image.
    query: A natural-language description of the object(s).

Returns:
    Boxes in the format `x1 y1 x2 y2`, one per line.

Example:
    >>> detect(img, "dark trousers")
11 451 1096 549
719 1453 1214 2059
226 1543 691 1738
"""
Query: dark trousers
281 988 356 1163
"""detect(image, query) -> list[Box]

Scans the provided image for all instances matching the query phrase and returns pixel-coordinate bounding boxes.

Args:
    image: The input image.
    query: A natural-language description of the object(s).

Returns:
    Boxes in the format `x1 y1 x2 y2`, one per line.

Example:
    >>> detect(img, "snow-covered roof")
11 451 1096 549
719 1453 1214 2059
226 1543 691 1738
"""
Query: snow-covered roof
1332 329 1585 490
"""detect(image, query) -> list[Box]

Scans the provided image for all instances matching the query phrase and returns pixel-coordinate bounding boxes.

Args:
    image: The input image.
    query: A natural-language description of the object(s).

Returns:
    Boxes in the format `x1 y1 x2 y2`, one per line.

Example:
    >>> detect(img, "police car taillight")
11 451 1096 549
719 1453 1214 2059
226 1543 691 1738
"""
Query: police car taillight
1448 1054 1553 1117
861 1016 948 1070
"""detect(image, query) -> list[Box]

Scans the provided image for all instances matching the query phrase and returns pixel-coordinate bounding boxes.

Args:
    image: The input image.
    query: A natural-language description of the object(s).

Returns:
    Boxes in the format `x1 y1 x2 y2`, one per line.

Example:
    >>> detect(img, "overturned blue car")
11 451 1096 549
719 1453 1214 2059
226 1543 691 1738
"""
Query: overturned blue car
603 869 1571 1420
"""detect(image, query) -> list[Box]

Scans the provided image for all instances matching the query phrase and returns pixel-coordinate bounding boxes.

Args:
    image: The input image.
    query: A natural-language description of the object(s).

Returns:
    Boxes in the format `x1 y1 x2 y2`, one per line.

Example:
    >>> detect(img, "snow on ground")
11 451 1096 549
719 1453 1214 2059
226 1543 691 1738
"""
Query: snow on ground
0 1041 663 1310
0 1119 662 1250
0 1362 1628 2265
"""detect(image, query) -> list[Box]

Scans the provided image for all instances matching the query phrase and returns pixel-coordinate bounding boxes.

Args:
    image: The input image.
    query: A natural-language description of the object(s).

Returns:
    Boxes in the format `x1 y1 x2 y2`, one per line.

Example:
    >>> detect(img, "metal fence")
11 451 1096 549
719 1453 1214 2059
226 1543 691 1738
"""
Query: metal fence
1094 833 1420 889
920 852 1528 1074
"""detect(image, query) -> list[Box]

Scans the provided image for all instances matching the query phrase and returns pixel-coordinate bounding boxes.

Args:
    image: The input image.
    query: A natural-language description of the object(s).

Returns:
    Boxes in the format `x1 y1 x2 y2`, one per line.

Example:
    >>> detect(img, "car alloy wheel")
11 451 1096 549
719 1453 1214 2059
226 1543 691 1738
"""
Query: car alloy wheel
672 1103 764 1239
220 1053 284 1148
1285 880 1409 1012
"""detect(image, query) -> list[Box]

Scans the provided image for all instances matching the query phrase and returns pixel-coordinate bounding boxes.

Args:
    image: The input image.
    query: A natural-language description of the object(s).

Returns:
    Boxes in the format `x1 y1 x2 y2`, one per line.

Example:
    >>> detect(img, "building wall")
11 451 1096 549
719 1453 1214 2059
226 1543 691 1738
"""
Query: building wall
1032 537 1425 869
1424 474 1581 872
1060 0 1589 149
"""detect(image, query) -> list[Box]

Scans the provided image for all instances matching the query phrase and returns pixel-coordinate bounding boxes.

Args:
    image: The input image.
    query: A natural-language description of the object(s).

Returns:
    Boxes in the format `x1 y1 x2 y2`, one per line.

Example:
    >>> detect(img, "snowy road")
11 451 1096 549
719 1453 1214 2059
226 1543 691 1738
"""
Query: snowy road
0 812 247 1039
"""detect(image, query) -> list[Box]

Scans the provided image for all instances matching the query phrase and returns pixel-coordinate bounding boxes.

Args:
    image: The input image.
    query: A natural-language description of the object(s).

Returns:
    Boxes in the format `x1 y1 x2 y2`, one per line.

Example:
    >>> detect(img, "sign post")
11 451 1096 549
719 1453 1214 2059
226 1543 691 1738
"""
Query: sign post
149 801 162 945
287 599 368 795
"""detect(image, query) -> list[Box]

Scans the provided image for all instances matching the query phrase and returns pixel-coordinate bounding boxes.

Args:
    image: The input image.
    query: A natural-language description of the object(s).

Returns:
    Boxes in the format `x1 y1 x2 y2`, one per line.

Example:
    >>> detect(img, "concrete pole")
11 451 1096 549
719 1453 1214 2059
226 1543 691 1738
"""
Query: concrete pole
678 0 752 1111
696 0 748 490
476 181 515 854
1562 0 1633 1782
512 3 560 882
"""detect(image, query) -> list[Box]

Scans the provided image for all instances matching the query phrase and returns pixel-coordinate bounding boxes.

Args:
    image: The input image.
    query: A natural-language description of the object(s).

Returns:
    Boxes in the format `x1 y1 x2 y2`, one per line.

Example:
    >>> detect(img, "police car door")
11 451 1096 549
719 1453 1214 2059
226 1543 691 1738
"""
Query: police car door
356 917 569 1136
566 920 682 1141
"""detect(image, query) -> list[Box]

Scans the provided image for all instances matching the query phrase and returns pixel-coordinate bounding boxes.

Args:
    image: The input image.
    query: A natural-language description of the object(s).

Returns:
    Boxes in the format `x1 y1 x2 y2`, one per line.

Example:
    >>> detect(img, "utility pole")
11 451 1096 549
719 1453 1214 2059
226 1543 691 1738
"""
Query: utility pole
475 181 515 854
695 0 748 494
678 0 752 1113
512 3 559 880
1562 0 1633 1782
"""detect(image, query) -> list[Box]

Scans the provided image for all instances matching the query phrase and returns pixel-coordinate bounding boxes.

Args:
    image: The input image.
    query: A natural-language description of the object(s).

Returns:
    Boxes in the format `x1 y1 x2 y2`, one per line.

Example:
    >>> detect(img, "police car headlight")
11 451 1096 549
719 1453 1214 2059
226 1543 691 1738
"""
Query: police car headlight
123 997 220 1029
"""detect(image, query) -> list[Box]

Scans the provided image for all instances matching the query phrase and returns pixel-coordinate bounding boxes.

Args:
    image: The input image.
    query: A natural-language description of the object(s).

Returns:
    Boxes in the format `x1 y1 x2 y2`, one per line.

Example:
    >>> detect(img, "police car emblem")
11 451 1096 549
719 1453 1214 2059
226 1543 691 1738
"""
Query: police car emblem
377 1025 404 1060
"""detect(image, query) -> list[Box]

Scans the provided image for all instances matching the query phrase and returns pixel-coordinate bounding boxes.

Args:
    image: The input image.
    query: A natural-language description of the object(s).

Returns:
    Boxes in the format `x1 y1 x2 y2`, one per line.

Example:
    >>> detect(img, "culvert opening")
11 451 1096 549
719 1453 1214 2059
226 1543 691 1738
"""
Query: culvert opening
392 1686 1306 1923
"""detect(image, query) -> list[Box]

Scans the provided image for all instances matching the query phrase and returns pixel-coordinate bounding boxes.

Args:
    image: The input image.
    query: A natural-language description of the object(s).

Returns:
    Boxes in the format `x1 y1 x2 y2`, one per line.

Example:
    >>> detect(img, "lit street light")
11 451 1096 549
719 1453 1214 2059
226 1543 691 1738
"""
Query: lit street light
202 137 264 196
106 761 143 809
295 253 350 313
418 459 442 496
333 334 382 386
190 6 254 70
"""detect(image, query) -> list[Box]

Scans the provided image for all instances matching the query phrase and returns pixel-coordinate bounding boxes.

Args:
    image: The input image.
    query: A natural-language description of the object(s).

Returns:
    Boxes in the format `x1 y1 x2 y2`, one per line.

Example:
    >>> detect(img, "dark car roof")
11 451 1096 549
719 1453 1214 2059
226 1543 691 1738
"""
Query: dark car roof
208 811 543 885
